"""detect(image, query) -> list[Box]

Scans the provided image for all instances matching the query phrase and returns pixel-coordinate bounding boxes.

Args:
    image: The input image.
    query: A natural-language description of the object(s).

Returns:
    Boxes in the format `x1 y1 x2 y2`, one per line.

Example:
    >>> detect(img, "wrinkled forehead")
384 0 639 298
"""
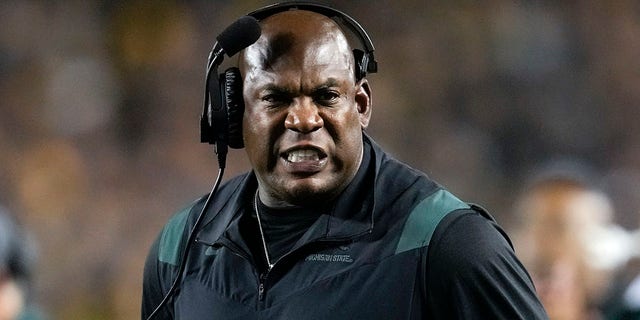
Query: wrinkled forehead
239 10 354 75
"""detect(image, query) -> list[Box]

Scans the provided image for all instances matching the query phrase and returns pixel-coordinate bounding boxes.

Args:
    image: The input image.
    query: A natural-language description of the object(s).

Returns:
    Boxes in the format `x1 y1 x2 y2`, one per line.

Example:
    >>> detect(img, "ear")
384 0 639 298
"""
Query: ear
355 79 372 129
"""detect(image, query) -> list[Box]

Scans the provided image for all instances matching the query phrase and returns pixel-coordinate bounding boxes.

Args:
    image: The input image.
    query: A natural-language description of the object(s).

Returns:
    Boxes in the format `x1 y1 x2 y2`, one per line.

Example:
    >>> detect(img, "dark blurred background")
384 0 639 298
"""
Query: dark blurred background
1 0 639 318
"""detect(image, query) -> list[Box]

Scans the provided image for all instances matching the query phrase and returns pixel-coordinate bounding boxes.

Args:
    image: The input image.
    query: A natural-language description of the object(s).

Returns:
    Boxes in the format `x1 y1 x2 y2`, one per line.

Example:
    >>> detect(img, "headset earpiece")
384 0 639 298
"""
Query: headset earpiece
353 49 368 81
222 67 245 149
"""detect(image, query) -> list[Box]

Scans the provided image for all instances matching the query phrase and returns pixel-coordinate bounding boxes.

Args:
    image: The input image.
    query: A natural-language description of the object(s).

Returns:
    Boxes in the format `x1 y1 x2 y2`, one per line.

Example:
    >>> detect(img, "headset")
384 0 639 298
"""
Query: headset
146 2 377 319
200 1 378 164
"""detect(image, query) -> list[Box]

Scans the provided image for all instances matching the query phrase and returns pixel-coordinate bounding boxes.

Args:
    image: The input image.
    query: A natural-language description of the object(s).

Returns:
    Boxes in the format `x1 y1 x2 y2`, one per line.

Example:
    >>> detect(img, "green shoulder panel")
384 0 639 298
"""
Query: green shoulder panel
158 204 193 266
394 189 469 255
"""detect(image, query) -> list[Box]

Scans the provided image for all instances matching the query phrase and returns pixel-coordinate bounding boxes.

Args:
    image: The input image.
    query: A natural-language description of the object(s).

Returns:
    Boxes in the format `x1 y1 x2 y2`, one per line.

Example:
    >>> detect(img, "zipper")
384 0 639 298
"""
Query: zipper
258 271 271 304
258 279 266 301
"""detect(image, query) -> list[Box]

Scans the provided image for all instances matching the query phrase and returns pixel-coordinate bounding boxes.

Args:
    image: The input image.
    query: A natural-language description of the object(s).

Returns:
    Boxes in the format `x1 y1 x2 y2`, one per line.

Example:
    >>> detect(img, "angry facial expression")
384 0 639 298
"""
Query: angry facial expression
240 12 371 207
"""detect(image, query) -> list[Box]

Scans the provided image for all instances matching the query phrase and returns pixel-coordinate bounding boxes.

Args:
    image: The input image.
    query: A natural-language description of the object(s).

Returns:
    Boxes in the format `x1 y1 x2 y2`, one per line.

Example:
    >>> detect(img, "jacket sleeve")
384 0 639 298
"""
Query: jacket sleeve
141 233 174 320
141 201 197 320
426 209 549 319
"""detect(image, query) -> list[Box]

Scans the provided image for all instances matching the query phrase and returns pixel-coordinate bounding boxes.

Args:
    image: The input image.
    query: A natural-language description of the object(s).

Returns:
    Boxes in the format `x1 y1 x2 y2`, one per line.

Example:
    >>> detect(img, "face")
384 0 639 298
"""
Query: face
240 12 372 207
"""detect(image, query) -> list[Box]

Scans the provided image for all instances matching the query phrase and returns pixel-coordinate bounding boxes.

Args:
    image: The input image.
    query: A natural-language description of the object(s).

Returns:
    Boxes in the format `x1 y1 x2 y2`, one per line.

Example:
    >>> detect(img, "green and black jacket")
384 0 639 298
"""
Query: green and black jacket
142 135 548 319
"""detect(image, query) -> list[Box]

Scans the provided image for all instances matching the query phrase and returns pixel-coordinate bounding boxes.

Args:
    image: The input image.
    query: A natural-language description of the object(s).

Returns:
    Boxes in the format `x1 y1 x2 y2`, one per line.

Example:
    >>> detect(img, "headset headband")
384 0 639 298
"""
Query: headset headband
247 1 378 75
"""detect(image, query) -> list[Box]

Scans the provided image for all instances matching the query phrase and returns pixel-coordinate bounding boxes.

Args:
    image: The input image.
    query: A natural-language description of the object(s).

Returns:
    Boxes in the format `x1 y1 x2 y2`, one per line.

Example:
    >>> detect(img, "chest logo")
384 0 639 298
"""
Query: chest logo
304 253 353 263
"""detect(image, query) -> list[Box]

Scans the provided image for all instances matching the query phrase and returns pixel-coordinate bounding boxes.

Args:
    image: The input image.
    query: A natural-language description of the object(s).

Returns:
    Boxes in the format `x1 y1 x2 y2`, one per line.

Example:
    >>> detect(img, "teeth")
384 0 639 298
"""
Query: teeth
287 149 320 163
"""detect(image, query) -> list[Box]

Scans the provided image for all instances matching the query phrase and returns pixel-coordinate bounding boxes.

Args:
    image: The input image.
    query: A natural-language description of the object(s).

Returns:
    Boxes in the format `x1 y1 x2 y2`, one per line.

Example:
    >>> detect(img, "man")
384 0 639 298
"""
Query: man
511 171 632 319
142 4 548 319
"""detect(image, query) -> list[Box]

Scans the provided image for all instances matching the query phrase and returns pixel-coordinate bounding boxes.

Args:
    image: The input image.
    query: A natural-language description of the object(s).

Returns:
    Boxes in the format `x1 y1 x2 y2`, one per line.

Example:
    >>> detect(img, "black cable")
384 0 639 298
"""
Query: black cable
145 164 226 320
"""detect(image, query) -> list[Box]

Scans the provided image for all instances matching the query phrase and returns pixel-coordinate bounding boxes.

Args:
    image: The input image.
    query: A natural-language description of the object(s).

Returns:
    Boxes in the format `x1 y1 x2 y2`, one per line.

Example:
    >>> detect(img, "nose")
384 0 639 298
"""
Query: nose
284 98 324 133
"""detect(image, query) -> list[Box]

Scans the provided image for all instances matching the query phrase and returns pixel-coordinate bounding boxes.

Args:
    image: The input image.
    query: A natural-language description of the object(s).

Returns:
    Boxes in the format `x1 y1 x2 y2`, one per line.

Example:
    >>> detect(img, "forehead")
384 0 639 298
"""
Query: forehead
240 11 354 84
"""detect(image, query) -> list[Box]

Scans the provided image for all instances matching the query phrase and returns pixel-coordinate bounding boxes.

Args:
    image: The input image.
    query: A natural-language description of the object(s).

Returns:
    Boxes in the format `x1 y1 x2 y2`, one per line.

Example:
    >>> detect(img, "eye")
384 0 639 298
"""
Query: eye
314 89 341 105
261 92 290 108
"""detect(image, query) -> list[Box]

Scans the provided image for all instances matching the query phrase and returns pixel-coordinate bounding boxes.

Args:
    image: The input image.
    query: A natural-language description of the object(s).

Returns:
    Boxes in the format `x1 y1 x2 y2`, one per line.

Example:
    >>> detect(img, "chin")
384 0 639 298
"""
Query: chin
283 182 339 206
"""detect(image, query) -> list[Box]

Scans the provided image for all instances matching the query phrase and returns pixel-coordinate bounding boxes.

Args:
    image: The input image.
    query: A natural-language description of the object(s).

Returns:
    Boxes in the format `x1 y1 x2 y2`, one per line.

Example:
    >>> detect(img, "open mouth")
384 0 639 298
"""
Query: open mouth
281 147 327 166
287 149 322 163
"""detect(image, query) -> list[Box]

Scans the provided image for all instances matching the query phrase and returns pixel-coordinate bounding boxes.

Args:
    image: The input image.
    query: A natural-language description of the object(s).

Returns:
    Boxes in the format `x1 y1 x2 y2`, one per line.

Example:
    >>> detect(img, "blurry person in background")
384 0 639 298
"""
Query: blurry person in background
0 207 43 320
600 229 640 319
511 168 634 320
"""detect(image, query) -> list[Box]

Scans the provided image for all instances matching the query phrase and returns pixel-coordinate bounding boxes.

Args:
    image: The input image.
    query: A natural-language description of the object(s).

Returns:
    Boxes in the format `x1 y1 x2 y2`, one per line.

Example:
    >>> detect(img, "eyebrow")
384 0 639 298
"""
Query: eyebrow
260 78 342 94
316 78 340 89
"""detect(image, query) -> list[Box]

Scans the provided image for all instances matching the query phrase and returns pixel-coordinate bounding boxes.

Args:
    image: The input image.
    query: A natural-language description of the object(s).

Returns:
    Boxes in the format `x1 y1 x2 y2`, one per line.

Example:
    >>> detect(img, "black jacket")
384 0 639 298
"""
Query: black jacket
142 136 548 319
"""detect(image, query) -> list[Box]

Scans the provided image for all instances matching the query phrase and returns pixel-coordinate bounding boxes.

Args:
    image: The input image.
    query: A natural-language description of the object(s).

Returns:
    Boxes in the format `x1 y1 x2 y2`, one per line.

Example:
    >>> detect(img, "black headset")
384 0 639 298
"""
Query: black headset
200 1 378 158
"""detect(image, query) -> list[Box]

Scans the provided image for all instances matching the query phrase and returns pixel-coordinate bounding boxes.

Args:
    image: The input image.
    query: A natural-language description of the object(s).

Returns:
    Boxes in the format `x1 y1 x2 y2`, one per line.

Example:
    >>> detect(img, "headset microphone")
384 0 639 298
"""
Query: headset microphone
216 16 262 57
201 16 261 169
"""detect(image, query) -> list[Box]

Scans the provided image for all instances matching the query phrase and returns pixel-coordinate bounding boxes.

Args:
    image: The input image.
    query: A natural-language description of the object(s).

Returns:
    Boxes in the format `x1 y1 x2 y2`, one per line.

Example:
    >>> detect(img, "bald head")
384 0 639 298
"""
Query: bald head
239 10 355 83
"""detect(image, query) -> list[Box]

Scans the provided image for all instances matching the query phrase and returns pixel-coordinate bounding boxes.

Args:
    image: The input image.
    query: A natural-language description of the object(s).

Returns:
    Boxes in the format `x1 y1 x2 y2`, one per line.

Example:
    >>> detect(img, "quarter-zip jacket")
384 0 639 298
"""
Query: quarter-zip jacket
142 135 548 319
